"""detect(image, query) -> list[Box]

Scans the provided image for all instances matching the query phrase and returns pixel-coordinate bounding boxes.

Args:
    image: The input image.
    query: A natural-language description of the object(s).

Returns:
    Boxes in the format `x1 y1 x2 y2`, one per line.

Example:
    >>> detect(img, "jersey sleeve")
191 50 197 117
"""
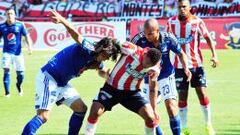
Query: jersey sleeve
81 39 95 55
198 19 209 38
131 31 144 44
21 23 28 36
120 41 139 55
166 33 181 54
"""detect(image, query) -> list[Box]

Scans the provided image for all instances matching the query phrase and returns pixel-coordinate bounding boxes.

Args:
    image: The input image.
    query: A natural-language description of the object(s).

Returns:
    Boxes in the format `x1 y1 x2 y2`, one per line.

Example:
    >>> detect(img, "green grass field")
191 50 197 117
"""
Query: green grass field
0 50 239 135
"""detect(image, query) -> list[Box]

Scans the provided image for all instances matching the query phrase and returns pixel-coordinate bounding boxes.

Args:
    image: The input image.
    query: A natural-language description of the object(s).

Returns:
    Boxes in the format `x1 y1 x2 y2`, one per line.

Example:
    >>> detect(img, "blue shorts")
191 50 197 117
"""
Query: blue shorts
175 67 207 91
93 83 149 113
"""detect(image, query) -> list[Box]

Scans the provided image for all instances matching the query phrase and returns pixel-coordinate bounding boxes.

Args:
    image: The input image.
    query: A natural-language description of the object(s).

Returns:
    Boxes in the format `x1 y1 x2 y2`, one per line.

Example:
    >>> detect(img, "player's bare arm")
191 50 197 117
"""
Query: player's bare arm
205 36 219 68
148 68 160 121
148 67 160 111
178 50 192 81
49 10 83 44
25 34 33 54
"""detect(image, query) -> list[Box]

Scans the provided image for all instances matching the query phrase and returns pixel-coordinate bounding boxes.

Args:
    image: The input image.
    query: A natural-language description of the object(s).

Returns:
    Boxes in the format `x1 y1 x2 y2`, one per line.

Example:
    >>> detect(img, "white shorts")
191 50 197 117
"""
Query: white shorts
142 74 178 103
2 53 25 71
35 71 80 111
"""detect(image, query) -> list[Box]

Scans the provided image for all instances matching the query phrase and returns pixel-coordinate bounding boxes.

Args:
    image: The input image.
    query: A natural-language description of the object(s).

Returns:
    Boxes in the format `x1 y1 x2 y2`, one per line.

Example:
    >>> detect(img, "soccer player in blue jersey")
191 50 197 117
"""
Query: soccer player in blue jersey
21 11 121 135
131 18 192 135
0 8 32 97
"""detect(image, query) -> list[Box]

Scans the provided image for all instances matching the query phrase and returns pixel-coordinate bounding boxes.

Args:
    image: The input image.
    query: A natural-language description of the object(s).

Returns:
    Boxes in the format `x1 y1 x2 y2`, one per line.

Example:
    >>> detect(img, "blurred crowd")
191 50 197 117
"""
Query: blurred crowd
1 0 235 5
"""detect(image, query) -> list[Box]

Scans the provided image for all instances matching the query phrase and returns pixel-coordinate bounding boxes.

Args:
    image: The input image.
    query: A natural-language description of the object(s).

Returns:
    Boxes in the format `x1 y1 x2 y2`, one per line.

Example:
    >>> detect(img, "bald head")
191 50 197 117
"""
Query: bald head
143 18 160 43
144 18 159 30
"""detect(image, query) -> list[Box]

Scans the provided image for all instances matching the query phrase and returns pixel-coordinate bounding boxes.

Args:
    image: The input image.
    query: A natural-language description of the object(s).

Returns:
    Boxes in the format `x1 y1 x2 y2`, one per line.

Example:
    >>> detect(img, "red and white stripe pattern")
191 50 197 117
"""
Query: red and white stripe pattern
167 15 209 69
107 42 148 91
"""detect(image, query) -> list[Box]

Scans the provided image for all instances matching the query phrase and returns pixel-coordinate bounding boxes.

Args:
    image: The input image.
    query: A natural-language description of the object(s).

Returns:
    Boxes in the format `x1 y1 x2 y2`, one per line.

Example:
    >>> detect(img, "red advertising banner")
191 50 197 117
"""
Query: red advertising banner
130 18 240 49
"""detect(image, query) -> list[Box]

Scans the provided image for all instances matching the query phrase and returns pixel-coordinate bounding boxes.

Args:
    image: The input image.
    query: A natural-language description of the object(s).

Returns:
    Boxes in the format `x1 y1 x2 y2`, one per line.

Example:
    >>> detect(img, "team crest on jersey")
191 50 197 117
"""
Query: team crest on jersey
7 33 16 43
125 64 146 79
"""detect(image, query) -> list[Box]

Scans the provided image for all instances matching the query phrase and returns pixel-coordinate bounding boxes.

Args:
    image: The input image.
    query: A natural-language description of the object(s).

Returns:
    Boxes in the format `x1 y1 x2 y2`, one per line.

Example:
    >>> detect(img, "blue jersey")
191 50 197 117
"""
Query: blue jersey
0 21 28 55
41 39 104 86
132 32 181 83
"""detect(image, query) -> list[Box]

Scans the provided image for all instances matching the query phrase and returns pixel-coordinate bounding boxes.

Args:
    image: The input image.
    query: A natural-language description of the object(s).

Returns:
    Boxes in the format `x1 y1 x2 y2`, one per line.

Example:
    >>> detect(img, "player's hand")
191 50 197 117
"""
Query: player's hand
210 57 219 68
184 69 192 82
49 10 64 24
153 111 160 124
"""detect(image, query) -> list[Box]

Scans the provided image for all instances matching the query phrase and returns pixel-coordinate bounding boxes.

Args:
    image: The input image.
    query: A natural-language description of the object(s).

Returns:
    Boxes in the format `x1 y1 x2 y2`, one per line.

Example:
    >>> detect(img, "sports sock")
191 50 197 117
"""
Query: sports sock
3 71 10 95
22 115 44 135
16 71 24 93
156 125 163 135
178 100 188 129
68 112 86 135
200 97 212 126
170 115 181 135
85 117 98 135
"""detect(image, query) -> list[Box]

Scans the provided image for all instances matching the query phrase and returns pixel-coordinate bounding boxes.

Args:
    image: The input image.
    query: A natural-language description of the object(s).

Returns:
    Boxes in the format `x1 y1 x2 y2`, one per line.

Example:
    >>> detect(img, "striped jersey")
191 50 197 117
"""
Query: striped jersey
107 42 157 91
167 15 209 68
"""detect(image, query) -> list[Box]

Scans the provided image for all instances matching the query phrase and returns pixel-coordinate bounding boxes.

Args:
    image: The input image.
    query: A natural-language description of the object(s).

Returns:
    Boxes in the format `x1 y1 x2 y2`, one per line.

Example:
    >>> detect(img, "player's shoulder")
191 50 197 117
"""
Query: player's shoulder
131 31 146 44
15 20 25 27
81 38 95 51
168 15 178 22
161 32 177 41
0 22 6 28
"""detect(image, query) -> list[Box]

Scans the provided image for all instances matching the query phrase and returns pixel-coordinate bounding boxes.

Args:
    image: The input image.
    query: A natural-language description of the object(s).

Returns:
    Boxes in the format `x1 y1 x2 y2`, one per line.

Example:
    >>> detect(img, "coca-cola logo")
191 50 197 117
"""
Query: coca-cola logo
44 23 115 47
24 23 37 45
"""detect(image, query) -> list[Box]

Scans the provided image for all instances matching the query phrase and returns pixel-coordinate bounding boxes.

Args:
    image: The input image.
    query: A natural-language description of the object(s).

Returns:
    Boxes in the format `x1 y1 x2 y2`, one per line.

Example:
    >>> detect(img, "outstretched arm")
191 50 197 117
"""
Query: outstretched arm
49 10 83 44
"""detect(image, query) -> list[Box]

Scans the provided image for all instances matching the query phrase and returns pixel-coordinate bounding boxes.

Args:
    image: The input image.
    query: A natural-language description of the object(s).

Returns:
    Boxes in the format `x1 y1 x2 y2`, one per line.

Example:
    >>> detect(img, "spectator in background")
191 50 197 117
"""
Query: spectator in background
27 0 42 5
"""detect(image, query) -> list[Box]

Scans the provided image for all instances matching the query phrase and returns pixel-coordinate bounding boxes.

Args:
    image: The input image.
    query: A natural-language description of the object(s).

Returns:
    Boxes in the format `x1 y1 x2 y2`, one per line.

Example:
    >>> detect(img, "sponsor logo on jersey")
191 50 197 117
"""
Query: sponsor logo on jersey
125 63 146 79
7 33 16 43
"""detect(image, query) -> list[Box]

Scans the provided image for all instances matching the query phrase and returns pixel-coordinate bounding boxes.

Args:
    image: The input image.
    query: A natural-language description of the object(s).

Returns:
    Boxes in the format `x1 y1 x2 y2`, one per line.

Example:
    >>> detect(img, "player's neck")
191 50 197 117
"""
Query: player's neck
6 20 15 25
178 14 191 21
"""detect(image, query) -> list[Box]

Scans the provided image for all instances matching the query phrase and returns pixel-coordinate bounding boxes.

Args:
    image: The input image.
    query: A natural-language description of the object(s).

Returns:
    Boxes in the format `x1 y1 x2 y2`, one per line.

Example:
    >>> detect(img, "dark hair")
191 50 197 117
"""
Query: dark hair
94 37 121 61
146 48 162 65
6 7 15 12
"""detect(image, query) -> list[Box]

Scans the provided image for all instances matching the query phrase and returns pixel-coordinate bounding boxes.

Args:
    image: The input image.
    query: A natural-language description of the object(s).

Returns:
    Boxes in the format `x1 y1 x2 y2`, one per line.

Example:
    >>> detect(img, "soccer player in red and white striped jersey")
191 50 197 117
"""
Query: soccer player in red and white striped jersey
167 0 219 135
85 41 162 135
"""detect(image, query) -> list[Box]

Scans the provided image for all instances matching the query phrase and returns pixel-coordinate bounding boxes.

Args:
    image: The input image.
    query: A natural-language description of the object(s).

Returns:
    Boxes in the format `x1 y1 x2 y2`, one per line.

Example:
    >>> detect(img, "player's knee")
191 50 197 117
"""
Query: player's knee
37 110 49 123
71 99 88 113
89 102 105 119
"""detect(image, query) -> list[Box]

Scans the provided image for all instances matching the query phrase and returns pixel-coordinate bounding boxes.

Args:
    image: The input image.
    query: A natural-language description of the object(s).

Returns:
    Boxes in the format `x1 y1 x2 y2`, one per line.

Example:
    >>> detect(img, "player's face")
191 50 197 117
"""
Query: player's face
6 9 16 22
144 27 159 42
142 54 154 68
178 1 191 17
96 51 110 62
